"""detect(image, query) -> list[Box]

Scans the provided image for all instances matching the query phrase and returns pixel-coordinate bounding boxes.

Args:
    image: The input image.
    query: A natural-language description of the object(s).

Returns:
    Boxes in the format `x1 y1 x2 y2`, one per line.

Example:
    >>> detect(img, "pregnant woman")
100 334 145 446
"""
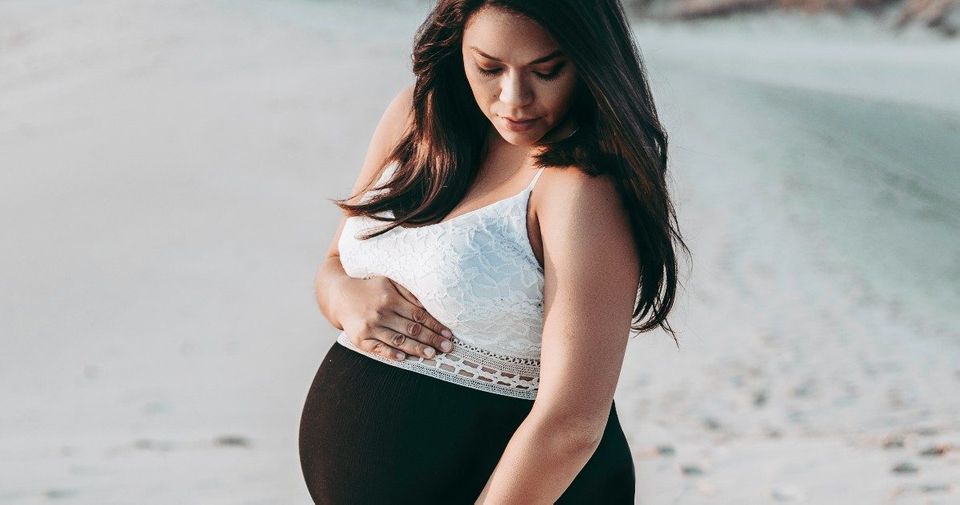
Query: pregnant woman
299 0 689 503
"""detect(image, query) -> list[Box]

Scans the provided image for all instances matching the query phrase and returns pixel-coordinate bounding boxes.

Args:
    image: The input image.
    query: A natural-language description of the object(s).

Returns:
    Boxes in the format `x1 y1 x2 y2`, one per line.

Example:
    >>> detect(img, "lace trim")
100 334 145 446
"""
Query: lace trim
335 331 540 400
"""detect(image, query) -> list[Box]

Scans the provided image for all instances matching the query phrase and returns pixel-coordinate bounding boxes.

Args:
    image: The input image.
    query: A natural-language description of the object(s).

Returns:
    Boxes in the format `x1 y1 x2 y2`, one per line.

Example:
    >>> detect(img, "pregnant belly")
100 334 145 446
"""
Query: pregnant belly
298 341 533 504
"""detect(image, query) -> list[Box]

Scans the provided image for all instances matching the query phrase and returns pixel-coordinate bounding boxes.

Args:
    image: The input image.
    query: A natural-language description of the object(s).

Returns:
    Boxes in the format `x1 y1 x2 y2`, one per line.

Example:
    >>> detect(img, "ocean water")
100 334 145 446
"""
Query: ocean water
750 82 960 336
632 16 960 346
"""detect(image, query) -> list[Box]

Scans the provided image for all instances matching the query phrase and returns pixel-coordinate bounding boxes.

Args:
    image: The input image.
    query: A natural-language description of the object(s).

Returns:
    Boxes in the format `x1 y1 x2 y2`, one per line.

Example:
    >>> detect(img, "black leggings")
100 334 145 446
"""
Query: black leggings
299 341 635 504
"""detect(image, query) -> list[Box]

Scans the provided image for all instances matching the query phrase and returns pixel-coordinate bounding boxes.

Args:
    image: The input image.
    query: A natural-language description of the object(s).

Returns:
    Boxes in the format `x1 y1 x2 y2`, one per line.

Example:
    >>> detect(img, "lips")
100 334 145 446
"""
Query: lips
500 115 540 132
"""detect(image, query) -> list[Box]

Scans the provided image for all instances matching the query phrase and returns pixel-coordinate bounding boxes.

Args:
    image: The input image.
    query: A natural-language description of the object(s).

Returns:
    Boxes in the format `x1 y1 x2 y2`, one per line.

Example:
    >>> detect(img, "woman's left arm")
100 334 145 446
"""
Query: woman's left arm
475 168 640 504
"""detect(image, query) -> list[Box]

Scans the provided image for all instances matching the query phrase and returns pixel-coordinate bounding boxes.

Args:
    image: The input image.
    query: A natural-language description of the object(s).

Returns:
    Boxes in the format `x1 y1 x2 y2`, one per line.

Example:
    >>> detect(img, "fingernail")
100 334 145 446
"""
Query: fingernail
442 329 452 337
424 347 436 358
441 341 453 352
396 352 405 360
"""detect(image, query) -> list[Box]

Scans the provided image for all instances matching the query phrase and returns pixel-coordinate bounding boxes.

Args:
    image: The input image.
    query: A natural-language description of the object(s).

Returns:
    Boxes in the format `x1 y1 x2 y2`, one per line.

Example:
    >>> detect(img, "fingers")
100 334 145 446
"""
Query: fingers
385 279 455 356
394 305 455 353
385 311 454 359
357 336 409 361
355 309 455 361
357 338 407 361
377 327 435 360
350 277 456 361
391 280 424 308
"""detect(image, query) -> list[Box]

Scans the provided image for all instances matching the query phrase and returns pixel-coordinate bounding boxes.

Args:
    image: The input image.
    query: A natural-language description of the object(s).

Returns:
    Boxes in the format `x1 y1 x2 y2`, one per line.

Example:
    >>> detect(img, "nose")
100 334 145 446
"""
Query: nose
498 70 533 109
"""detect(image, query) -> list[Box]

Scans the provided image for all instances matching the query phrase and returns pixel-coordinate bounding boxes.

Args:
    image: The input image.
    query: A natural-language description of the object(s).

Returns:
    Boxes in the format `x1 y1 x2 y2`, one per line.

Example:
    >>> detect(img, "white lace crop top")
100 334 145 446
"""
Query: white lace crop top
335 162 546 400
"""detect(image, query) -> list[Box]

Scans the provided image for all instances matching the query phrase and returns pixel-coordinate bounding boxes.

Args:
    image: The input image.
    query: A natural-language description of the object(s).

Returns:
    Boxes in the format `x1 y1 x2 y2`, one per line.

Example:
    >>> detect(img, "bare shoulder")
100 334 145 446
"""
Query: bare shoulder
347 83 416 200
532 165 636 282
535 166 626 232
379 83 415 143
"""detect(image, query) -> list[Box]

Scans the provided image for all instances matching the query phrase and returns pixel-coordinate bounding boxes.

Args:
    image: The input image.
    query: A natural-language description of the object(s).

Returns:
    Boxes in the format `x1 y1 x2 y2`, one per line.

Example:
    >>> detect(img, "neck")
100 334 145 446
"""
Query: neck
538 116 579 144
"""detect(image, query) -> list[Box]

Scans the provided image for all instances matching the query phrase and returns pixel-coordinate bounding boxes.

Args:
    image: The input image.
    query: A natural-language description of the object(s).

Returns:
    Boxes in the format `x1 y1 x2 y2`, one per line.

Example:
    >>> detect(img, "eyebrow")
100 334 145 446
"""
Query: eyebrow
468 46 563 65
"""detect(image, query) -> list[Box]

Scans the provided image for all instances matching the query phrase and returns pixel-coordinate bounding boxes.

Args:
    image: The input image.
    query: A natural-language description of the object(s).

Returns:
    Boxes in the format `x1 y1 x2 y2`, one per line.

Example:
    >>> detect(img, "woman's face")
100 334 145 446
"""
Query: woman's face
461 6 579 147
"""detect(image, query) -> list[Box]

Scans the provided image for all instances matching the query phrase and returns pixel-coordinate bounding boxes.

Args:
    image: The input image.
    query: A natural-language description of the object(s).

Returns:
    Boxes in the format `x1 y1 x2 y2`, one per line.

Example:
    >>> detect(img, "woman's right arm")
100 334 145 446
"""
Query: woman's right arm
314 84 456 360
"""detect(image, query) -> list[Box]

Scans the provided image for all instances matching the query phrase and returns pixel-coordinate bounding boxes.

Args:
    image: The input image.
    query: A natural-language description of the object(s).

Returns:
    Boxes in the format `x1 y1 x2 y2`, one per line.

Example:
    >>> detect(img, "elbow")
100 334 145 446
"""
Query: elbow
529 410 606 455
557 426 603 460
564 422 604 454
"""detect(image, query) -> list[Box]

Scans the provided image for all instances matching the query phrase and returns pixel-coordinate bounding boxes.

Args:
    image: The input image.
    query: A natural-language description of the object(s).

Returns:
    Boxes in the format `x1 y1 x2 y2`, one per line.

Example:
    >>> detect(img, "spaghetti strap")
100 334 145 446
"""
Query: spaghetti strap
526 166 546 191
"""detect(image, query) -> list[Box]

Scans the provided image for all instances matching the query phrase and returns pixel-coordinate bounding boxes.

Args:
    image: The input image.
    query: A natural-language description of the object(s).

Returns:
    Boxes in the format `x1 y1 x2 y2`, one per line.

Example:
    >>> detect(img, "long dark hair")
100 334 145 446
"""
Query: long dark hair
334 0 691 346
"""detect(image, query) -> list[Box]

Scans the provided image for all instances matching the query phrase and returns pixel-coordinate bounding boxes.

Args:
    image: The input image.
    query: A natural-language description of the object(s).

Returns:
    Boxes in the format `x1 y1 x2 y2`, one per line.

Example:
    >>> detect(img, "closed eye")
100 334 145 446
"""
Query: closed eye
477 63 566 81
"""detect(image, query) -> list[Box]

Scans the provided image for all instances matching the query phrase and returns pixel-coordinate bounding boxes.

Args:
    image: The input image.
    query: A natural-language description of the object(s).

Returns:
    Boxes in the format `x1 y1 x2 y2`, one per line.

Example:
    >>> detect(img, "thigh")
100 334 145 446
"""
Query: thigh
556 400 637 504
298 342 533 504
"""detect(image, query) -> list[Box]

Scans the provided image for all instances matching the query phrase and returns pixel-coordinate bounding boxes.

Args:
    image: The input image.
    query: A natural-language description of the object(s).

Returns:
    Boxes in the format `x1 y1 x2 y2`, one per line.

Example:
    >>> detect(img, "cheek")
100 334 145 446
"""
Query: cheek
541 81 578 116
467 77 495 109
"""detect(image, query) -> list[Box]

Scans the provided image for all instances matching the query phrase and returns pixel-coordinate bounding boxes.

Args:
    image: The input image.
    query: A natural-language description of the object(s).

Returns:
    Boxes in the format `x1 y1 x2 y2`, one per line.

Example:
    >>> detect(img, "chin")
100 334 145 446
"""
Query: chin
496 128 540 146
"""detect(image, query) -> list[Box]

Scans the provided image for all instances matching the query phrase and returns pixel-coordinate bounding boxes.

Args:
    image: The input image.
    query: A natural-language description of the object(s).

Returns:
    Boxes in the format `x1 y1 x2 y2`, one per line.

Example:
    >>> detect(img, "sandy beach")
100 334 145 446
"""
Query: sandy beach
1 0 958 503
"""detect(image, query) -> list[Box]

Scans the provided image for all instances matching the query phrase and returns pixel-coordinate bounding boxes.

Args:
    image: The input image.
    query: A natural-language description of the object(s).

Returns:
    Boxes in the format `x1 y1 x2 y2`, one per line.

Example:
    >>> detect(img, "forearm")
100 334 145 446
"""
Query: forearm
314 255 351 331
474 411 602 504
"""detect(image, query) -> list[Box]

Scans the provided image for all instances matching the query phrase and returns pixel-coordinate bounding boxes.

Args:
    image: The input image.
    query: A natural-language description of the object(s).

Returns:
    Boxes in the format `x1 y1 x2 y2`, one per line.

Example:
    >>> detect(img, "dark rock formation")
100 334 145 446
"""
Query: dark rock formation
628 0 960 36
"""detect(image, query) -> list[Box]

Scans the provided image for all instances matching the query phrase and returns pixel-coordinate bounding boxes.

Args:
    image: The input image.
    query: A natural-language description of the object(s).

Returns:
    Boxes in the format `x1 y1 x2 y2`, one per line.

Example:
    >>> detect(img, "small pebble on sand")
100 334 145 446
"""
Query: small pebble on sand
214 435 251 447
753 389 768 407
891 461 919 474
918 444 949 457
656 444 676 456
702 416 721 430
